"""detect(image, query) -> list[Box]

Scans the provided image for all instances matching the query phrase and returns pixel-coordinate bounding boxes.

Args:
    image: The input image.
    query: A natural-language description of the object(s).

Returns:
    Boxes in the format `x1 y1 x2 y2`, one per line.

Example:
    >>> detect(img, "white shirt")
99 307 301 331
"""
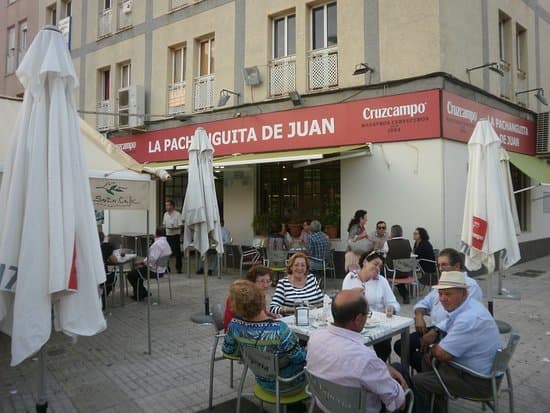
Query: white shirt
163 210 182 236
342 271 401 313
144 236 172 273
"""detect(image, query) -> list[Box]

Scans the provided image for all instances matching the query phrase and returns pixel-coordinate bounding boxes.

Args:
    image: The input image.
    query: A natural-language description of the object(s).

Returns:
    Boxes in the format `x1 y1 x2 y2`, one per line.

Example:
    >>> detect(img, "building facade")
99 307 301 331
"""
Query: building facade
3 0 550 261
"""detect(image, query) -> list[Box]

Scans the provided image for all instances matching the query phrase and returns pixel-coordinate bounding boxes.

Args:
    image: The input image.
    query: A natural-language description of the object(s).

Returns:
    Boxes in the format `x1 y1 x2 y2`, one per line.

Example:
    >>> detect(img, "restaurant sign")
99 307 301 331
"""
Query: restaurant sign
442 91 535 155
90 178 150 210
111 90 441 163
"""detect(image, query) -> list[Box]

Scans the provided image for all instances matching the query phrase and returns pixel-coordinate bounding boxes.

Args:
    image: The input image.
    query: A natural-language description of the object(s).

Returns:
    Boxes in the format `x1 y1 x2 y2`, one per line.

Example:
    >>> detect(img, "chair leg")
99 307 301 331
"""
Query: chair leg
208 336 219 410
230 359 234 388
156 277 161 304
168 273 172 300
506 369 514 413
236 365 248 413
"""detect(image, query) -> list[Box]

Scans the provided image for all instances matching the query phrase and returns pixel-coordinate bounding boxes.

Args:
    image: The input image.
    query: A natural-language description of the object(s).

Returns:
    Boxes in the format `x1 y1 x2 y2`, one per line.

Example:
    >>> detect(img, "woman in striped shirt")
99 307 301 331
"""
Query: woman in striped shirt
269 252 323 315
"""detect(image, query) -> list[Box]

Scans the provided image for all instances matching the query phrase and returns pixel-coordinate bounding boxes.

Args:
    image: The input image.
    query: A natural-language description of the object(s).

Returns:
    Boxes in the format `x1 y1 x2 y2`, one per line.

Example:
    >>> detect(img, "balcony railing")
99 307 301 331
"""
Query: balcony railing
168 81 187 114
499 60 511 99
308 46 338 90
5 51 16 74
269 55 296 97
117 0 132 30
96 100 114 131
98 8 113 38
193 74 215 111
516 69 528 106
169 0 203 10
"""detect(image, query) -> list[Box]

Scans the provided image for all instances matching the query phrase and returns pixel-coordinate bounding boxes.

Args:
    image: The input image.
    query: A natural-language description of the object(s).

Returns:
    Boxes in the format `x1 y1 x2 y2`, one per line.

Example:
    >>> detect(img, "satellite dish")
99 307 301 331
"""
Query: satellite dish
243 66 262 86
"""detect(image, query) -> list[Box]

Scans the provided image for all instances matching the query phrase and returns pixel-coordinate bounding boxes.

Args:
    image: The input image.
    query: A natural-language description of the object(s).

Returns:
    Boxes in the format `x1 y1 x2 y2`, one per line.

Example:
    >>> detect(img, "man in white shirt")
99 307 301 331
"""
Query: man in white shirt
127 227 172 300
162 199 183 273
307 290 408 413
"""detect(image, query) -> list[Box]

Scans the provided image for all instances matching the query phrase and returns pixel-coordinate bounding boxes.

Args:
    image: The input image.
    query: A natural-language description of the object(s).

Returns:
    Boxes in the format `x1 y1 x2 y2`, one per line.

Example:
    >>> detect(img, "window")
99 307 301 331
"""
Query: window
312 2 337 50
257 161 340 233
199 37 215 76
103 0 112 10
100 68 110 100
171 45 186 83
498 11 511 63
18 21 28 65
48 4 57 26
510 164 529 231
64 0 72 17
516 24 527 72
120 62 131 88
6 26 16 74
273 14 296 58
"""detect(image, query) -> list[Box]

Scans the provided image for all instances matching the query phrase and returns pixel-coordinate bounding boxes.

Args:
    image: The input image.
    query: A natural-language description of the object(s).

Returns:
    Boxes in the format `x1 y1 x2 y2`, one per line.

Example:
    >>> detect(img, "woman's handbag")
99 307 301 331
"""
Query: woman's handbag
347 237 372 255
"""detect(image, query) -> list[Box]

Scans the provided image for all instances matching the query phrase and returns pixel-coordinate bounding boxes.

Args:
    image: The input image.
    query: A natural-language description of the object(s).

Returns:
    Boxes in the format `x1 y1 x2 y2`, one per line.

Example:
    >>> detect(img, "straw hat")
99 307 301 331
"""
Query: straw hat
432 271 468 289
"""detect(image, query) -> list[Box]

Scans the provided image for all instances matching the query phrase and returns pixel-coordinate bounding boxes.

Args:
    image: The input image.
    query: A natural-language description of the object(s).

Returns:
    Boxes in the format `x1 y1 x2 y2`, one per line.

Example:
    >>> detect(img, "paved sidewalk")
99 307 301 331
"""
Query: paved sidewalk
1 254 549 412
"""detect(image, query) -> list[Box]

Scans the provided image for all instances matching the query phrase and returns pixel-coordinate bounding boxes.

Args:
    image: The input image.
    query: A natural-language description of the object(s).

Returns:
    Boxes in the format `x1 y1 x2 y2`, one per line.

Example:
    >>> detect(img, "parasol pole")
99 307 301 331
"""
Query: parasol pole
146 209 152 355
203 254 209 315
35 345 48 412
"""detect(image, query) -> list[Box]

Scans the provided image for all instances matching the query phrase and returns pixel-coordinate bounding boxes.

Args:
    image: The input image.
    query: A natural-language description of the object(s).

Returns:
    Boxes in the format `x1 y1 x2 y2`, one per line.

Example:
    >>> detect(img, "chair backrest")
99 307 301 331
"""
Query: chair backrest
268 249 287 266
210 303 225 332
304 368 368 413
154 254 171 274
492 333 520 375
392 258 416 273
325 249 335 266
240 345 279 379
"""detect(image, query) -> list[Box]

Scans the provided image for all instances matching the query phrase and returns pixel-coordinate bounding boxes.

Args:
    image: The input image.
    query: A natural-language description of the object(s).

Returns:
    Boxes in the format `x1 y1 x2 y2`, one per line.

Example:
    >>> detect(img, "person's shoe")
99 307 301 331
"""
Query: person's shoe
208 270 213 276
196 268 204 275
138 292 152 301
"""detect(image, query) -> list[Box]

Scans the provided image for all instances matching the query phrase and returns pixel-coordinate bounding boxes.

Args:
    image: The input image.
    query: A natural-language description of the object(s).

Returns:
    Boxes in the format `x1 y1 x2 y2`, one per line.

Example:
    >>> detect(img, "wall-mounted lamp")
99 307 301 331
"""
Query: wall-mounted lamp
218 89 240 107
289 91 302 106
243 66 262 86
515 88 548 105
352 63 375 76
466 62 504 77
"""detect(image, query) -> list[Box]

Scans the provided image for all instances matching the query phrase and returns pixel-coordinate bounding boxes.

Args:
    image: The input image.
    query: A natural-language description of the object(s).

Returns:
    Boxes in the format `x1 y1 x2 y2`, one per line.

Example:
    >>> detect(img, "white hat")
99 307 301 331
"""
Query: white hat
432 271 468 289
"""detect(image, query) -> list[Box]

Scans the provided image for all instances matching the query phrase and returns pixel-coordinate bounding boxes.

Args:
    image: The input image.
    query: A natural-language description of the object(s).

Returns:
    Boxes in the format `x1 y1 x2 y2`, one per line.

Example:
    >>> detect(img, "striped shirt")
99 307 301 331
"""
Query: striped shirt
269 273 323 314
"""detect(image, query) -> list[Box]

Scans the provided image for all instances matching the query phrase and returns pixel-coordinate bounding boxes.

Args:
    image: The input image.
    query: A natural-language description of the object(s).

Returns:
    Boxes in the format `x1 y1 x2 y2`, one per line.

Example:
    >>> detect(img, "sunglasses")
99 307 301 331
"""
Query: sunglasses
377 226 386 230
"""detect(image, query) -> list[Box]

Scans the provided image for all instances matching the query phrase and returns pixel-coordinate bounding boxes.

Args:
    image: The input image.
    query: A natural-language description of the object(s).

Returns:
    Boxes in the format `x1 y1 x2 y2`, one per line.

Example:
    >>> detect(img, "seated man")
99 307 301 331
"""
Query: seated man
383 224 412 303
196 220 231 275
368 220 388 252
394 247 483 371
127 227 172 300
99 232 118 310
306 220 329 273
307 290 408 413
412 271 502 413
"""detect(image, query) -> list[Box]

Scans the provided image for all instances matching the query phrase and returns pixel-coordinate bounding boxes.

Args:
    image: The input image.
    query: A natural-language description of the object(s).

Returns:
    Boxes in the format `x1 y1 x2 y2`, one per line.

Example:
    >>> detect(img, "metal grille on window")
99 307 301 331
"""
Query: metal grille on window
168 81 186 114
269 56 296 97
308 46 338 90
499 60 511 99
117 0 132 30
193 75 215 111
96 100 113 131
98 8 113 37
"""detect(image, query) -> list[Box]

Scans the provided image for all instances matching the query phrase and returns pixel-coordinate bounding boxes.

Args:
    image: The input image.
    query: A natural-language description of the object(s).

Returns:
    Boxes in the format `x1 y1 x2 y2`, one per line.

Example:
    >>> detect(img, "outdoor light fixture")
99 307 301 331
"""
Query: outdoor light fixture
466 62 504 77
289 90 302 106
515 88 549 105
217 89 240 107
352 63 375 76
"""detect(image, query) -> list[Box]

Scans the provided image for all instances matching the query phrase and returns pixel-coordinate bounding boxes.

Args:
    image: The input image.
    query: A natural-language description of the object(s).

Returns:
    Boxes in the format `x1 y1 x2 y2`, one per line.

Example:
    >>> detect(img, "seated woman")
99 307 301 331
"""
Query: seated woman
269 252 324 315
222 280 306 394
342 251 400 361
413 227 437 285
223 265 279 331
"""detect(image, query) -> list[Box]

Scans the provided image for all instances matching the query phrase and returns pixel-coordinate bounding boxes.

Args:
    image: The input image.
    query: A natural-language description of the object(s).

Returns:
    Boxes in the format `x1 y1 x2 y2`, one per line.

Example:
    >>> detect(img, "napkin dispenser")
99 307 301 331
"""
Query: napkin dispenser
295 301 309 326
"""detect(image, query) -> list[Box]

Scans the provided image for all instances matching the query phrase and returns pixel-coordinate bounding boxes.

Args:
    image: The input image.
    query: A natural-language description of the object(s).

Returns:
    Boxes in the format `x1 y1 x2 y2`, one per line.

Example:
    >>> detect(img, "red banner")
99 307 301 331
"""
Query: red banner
442 91 536 155
111 90 441 162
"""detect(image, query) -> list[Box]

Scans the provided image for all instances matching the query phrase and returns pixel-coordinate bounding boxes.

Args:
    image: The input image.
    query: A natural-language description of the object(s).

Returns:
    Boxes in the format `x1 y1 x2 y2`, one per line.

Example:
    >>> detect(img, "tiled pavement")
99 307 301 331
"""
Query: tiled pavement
1 254 550 413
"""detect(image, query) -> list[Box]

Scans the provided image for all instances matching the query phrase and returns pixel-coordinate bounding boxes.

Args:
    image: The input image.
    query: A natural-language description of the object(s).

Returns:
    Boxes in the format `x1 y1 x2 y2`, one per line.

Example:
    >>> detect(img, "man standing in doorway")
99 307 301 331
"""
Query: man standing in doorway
163 199 183 273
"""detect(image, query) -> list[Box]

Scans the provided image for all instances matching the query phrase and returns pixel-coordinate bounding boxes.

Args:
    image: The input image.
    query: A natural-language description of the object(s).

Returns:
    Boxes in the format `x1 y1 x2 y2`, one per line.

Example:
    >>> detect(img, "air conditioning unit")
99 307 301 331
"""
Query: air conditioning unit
122 0 132 14
536 112 550 157
118 84 145 129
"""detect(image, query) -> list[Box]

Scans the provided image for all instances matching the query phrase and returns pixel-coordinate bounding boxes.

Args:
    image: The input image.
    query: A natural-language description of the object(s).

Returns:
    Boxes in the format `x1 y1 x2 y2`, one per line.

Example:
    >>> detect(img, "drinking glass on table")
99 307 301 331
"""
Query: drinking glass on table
385 305 394 318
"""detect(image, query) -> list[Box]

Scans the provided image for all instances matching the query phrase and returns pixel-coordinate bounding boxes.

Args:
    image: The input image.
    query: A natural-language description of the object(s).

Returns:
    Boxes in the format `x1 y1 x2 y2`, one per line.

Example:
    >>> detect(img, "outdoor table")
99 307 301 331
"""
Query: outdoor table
281 308 414 367
111 252 137 307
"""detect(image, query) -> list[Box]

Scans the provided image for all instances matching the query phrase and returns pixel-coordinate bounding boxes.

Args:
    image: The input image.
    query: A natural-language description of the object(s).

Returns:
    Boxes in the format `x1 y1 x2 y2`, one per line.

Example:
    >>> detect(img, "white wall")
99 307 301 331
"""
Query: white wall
519 185 550 243
341 140 445 251
222 166 255 245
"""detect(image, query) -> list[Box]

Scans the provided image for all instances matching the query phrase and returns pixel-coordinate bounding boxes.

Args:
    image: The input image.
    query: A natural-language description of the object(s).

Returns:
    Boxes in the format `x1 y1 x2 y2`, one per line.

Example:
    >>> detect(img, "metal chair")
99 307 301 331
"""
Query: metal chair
137 254 172 302
237 346 310 413
304 367 414 413
385 258 420 298
206 303 242 410
324 249 337 279
417 258 439 286
265 249 289 285
238 245 263 277
430 333 520 413
308 255 327 291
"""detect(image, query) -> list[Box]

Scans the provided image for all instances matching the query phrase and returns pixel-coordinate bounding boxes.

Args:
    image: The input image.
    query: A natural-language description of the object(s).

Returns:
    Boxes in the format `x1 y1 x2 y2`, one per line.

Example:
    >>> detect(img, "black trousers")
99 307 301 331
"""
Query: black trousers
166 234 182 272
127 267 159 298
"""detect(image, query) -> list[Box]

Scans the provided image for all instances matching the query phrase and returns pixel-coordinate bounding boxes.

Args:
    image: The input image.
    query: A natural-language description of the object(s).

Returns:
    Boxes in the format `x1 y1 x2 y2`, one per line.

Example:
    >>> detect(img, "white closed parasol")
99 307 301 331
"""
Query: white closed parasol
182 128 223 319
0 26 106 410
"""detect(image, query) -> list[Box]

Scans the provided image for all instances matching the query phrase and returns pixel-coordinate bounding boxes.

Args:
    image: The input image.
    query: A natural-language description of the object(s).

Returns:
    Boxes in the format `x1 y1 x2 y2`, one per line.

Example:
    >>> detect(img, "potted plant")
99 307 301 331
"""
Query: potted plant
252 211 277 236
321 208 340 239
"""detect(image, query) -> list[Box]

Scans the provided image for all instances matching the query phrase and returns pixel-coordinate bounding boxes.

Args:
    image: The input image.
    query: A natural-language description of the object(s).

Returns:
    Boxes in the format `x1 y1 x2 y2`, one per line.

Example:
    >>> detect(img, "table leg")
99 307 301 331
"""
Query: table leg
119 263 125 307
400 327 410 368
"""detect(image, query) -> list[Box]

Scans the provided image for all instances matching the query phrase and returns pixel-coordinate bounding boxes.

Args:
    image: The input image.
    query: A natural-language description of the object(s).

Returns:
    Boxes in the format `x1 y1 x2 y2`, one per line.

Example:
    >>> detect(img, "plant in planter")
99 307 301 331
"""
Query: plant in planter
252 211 278 236
321 208 340 239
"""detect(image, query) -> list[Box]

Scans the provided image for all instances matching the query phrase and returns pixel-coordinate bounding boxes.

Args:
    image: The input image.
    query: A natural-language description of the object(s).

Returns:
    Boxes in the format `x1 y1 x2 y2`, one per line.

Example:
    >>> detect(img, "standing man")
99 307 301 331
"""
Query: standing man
307 290 408 413
368 220 388 252
412 271 502 412
307 220 330 273
163 199 183 273
383 224 412 303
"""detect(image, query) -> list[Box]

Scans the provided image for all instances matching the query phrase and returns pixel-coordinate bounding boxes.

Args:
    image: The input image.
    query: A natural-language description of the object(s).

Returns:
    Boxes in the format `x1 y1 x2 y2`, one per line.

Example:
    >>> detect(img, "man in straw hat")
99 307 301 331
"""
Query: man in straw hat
412 271 502 413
